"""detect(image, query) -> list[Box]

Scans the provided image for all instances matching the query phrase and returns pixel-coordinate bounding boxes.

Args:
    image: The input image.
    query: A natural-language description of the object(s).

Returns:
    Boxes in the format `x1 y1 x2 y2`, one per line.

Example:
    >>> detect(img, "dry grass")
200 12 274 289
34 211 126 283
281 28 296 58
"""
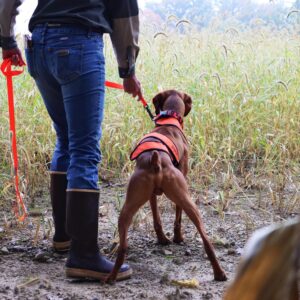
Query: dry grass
0 23 299 215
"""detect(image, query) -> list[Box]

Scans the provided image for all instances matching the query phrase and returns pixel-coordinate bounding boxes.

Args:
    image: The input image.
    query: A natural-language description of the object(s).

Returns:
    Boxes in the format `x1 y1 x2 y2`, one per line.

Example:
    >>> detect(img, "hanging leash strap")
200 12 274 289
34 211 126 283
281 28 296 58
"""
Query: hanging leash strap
1 59 27 222
105 81 154 120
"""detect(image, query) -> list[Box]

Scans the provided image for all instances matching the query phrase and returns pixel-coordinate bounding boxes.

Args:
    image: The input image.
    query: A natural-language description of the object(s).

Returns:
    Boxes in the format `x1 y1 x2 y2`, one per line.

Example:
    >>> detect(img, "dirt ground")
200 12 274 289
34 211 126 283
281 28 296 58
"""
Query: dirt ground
0 183 297 300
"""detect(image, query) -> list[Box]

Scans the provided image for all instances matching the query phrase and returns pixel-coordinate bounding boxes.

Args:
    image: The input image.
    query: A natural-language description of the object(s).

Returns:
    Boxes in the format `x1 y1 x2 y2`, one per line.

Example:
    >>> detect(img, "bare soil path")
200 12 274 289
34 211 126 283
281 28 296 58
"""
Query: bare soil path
0 184 292 300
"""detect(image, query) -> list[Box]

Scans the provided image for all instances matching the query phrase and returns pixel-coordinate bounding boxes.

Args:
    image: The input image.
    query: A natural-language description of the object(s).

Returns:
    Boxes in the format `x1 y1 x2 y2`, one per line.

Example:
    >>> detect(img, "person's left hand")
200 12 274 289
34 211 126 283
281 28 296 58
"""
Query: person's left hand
2 48 26 66
123 74 141 98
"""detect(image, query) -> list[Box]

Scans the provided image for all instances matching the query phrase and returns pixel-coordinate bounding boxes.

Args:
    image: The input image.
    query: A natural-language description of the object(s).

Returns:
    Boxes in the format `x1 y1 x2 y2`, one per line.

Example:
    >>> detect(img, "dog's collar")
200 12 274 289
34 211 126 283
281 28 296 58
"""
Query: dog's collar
154 111 183 127
154 117 184 132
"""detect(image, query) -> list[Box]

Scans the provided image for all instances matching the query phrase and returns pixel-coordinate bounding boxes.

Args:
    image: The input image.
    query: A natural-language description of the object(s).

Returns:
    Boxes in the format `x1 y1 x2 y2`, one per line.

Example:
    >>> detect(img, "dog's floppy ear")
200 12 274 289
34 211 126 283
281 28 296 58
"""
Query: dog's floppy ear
152 91 169 115
183 93 192 116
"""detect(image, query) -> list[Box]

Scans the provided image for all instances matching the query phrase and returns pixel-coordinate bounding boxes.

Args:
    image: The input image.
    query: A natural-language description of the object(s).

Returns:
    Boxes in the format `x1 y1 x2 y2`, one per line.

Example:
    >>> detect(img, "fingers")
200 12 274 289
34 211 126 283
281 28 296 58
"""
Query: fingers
124 83 140 97
18 54 26 67
2 48 26 67
11 52 26 67
123 75 141 98
11 54 21 66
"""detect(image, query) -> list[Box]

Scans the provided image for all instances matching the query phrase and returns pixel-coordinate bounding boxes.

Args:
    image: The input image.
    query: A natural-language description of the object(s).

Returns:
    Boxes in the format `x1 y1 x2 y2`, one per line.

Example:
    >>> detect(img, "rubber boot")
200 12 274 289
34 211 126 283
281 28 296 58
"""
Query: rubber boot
50 173 71 252
65 190 132 281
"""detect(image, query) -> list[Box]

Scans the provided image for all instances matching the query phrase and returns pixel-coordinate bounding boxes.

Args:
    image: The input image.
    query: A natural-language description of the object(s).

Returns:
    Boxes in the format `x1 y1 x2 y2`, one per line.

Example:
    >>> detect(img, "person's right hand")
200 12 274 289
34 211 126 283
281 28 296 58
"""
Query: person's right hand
123 74 141 98
2 48 26 66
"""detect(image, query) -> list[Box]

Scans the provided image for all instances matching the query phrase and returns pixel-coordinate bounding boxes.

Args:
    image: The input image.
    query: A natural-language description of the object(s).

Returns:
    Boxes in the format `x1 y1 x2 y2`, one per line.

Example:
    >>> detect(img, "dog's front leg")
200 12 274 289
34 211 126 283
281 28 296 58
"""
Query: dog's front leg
173 206 184 243
150 194 171 245
173 154 188 244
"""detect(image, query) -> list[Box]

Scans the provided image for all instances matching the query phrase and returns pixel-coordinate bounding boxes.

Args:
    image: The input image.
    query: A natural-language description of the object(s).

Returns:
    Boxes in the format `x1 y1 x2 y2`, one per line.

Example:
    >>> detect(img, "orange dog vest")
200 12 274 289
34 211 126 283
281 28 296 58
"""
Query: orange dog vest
130 117 183 165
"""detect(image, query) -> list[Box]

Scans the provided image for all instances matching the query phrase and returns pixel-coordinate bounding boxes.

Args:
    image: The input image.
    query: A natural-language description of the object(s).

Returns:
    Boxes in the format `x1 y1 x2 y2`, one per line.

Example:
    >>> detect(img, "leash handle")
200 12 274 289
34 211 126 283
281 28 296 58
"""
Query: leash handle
1 59 24 76
105 81 154 120
1 59 27 222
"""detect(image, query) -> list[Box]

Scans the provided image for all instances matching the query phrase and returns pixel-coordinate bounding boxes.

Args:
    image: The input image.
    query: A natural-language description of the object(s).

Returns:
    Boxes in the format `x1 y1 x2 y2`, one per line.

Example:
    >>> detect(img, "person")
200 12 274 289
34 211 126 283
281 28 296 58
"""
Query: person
0 0 141 281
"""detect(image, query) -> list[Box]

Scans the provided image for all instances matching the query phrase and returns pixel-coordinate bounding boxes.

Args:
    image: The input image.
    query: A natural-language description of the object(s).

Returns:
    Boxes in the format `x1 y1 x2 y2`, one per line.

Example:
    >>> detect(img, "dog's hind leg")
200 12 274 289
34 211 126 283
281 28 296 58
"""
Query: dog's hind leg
106 172 152 282
162 168 227 281
150 194 171 245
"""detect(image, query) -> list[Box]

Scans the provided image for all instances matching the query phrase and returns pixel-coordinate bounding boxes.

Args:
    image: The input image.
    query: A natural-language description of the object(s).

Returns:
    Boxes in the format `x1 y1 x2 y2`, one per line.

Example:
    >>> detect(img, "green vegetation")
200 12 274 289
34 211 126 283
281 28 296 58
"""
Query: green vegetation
0 23 299 213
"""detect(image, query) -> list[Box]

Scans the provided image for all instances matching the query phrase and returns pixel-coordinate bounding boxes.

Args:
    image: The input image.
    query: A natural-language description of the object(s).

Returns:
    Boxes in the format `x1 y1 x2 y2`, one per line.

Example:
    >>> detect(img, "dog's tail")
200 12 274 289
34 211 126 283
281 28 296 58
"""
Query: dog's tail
150 151 162 173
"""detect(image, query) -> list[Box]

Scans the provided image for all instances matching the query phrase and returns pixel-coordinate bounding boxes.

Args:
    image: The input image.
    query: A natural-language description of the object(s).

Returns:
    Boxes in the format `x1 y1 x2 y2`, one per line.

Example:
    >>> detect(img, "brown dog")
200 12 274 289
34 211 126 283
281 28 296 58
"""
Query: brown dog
106 90 227 282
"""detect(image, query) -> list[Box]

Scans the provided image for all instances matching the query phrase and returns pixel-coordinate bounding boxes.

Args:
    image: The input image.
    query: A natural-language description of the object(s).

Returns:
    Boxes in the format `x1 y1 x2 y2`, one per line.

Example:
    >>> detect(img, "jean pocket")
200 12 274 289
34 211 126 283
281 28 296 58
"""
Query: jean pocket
52 45 83 83
25 48 37 78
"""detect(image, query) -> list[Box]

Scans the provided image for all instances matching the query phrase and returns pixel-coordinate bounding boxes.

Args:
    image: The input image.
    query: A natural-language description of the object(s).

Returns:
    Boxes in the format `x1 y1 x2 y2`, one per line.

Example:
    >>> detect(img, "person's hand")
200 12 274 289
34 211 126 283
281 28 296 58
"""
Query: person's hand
2 48 26 66
123 75 141 98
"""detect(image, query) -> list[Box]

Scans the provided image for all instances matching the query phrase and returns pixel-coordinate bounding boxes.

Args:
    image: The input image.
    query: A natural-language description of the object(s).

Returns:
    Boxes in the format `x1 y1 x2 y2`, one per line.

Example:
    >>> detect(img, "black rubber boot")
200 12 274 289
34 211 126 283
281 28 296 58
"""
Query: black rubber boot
65 190 132 281
50 173 71 252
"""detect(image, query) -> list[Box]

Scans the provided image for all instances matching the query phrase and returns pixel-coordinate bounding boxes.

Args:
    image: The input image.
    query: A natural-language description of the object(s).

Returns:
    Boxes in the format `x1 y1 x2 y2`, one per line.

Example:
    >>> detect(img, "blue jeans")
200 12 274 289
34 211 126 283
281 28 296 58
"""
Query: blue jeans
25 24 105 190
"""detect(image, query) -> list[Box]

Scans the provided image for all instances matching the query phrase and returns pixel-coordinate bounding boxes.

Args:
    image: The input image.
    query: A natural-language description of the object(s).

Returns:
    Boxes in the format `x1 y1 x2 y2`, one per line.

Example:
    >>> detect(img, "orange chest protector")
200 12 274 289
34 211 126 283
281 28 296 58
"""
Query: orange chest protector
130 117 184 165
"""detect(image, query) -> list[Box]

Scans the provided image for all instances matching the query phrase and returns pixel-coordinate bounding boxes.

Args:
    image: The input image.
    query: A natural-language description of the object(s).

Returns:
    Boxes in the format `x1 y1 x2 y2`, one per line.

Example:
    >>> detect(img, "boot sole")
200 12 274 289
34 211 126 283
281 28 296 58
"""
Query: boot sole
53 240 71 252
65 267 133 281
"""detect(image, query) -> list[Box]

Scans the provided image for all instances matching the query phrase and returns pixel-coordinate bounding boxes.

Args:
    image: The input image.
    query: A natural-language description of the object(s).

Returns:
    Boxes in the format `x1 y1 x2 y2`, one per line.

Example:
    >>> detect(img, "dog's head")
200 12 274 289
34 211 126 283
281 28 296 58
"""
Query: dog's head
152 90 192 117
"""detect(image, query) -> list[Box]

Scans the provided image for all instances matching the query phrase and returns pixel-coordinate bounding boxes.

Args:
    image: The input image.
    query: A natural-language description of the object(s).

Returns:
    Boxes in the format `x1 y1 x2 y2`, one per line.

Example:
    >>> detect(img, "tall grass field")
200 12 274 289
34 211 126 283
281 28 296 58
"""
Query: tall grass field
0 22 299 214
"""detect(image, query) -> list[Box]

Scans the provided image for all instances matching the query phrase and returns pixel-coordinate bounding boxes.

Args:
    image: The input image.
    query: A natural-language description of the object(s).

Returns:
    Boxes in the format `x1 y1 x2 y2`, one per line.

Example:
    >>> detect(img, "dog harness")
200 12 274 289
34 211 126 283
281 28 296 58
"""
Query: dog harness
130 112 184 165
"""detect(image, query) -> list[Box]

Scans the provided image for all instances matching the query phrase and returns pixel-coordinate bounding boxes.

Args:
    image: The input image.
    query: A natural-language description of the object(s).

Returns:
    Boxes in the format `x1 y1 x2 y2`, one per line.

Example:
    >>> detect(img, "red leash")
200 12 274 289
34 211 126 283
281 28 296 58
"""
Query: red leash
1 59 27 222
105 81 154 120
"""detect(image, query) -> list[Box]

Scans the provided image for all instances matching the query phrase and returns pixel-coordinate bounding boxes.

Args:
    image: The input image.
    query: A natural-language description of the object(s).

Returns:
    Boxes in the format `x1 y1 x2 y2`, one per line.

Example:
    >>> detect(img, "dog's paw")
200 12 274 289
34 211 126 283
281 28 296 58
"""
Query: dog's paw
214 271 228 282
157 236 171 245
173 236 185 244
104 275 116 284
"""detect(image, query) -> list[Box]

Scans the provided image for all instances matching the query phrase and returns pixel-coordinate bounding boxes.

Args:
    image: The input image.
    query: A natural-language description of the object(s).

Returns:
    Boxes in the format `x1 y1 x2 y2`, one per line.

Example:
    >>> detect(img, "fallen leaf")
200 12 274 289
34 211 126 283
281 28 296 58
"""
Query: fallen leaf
171 278 200 289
